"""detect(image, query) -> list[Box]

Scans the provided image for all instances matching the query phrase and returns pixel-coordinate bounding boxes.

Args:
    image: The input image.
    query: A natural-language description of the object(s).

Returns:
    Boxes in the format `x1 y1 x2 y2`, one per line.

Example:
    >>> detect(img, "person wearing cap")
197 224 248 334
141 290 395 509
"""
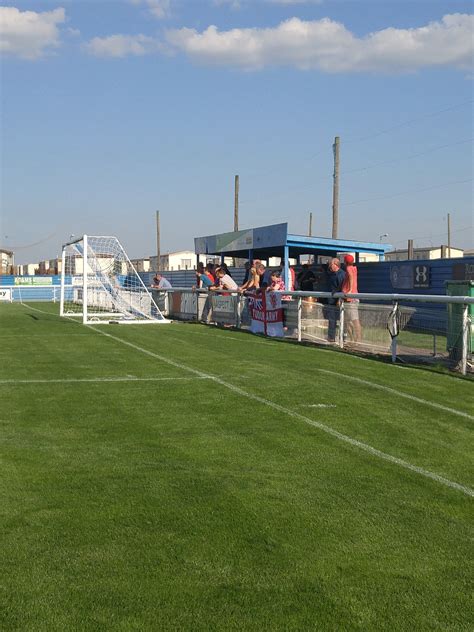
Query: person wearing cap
341 254 362 342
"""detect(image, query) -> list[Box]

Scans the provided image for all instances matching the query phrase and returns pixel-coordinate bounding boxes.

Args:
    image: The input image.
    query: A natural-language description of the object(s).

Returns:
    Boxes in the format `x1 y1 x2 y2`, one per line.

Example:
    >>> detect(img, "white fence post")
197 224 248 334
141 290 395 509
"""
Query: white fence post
389 301 399 363
237 293 243 329
338 302 345 348
297 297 302 342
60 247 66 316
461 304 469 376
83 234 88 325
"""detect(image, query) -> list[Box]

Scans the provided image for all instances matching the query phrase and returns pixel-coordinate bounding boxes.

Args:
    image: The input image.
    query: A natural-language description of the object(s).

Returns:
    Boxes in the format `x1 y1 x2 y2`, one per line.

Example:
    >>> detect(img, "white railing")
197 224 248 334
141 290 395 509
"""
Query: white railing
158 288 474 375
5 284 472 374
0 284 68 303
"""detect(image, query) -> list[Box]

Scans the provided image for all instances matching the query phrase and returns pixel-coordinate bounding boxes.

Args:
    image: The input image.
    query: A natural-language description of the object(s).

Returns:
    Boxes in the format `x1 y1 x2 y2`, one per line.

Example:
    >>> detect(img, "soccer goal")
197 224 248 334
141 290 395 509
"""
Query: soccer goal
60 235 169 324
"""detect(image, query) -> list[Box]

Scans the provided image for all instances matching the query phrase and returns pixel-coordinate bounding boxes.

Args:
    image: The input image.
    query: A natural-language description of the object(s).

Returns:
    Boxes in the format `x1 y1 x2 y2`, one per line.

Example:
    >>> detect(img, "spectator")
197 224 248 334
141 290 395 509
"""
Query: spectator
195 270 213 290
151 273 171 317
239 266 259 292
297 263 316 292
241 261 251 286
256 263 269 289
341 254 362 342
215 267 238 291
266 270 285 293
151 273 172 290
196 262 205 288
220 262 233 277
267 270 290 301
279 260 295 293
326 258 345 342
205 263 216 285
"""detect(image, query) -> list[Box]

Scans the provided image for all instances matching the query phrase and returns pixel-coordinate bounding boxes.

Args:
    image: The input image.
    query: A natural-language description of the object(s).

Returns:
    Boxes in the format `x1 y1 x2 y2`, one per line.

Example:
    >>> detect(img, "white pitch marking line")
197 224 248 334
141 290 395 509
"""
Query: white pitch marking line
300 404 337 409
189 327 471 413
0 333 89 339
0 376 211 385
91 326 474 499
315 368 474 422
20 304 473 420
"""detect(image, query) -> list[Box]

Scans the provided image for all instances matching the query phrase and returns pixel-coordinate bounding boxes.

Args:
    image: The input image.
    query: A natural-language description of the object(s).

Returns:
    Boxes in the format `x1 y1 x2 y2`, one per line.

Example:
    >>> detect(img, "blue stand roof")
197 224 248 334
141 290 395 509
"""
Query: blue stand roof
195 223 391 260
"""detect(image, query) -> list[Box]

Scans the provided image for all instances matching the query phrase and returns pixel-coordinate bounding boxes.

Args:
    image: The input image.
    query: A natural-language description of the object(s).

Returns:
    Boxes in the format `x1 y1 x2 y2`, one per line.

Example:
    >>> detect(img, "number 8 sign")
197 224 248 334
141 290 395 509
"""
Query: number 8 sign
413 265 430 288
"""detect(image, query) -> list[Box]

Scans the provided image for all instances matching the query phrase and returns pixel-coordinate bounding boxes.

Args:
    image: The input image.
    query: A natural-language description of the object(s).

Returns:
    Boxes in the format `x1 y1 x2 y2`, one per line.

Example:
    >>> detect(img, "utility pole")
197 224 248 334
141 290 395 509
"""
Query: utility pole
155 210 160 271
407 239 414 260
447 212 451 258
332 136 340 239
234 175 239 232
308 212 313 237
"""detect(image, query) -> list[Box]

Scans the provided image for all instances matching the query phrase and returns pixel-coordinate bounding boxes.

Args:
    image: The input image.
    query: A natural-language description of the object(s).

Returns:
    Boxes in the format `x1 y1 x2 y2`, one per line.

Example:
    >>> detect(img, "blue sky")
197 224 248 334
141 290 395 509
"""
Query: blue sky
1 0 473 264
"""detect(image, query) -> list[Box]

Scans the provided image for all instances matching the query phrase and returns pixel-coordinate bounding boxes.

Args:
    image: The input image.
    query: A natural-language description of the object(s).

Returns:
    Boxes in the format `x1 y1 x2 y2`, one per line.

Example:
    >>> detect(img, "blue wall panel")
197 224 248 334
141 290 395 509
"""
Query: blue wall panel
357 257 474 295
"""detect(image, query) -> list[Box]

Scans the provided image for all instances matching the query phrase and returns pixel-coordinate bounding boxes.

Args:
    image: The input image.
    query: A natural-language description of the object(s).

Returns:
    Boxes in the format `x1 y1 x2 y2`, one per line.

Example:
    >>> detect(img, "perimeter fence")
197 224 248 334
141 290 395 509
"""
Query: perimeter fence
2 283 472 375
0 284 62 302
154 288 473 375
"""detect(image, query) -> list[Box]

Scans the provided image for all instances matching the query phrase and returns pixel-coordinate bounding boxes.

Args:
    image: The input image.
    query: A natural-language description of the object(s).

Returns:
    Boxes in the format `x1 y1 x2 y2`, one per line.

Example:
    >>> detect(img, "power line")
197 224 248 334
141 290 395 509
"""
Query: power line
390 226 473 246
341 139 473 176
242 99 472 182
240 138 471 205
2 231 58 250
345 99 473 143
341 178 473 207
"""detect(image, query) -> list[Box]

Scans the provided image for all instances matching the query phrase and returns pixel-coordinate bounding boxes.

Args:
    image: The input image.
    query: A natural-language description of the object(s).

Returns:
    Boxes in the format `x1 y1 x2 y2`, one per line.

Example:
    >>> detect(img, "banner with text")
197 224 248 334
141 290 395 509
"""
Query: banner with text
248 291 284 337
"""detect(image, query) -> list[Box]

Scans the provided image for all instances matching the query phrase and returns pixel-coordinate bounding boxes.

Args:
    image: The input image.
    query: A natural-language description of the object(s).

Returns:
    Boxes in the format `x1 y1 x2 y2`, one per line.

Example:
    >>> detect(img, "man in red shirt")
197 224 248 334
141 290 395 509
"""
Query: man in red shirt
342 254 362 342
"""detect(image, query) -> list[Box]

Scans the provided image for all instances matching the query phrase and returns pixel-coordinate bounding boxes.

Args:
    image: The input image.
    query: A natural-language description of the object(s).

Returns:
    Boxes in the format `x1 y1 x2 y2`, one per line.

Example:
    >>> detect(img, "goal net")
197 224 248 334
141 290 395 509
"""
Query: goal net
60 235 168 324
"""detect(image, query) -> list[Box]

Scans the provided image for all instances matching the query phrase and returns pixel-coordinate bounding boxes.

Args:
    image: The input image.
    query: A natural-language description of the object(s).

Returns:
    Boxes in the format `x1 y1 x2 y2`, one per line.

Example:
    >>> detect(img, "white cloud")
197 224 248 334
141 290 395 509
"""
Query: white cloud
0 6 66 60
84 34 163 58
165 13 474 73
130 0 172 19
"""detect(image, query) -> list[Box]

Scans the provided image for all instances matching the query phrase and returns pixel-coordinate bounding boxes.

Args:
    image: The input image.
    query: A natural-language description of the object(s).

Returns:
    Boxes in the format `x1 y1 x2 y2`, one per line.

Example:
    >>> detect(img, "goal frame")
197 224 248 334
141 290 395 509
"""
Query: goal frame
60 234 170 325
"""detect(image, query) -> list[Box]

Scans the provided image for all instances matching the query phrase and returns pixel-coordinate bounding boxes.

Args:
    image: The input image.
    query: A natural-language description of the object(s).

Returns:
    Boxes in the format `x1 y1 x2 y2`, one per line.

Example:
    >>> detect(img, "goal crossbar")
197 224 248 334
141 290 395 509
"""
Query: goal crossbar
60 234 170 325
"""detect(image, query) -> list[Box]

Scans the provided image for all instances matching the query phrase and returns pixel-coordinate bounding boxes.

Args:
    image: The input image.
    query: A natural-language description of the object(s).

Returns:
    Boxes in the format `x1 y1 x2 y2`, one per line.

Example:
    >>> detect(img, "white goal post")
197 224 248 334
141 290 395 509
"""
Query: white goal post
60 235 169 325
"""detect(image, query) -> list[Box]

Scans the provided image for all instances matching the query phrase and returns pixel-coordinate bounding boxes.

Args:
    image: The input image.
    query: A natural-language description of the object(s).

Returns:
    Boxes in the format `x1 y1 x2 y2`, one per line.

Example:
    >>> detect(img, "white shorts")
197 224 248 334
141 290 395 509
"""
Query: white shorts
345 301 359 321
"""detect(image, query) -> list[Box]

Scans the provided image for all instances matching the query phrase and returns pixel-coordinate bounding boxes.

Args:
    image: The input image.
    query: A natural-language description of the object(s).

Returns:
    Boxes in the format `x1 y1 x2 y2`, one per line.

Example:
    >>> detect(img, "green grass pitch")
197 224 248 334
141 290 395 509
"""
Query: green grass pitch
1 302 473 631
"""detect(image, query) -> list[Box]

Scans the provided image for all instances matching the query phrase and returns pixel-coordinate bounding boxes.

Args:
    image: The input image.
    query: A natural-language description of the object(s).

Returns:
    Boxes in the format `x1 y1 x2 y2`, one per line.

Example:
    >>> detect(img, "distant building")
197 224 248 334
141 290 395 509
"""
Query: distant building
385 246 463 261
0 249 14 274
17 263 38 275
150 250 199 272
38 259 62 274
130 258 150 273
335 252 380 263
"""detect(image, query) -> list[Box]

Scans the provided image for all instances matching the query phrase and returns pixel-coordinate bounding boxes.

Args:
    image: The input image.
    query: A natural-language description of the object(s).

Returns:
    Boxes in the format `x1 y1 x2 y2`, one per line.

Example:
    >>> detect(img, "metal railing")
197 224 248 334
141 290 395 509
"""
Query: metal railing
0 284 63 303
158 288 474 375
4 284 472 374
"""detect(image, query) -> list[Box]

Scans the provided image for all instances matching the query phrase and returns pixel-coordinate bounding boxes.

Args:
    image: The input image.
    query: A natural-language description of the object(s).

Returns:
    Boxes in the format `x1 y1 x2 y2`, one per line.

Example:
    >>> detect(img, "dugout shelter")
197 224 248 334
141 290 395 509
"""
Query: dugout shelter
194 223 391 290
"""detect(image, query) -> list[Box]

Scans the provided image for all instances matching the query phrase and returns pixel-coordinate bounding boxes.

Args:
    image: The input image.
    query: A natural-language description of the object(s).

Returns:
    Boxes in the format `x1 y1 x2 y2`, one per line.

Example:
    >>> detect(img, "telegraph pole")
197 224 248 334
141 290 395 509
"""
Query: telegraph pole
155 210 160 271
332 137 340 239
447 212 451 258
234 175 239 232
308 212 313 263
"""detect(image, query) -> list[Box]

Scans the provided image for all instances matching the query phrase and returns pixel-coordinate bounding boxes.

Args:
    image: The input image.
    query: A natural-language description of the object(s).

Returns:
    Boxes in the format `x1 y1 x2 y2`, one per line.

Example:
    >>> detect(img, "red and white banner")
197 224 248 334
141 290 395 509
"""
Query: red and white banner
248 291 284 337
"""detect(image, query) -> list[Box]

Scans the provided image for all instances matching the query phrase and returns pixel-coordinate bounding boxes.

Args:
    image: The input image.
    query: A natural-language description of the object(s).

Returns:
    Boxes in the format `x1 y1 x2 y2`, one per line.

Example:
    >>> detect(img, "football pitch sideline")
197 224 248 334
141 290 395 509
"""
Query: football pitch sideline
1 302 473 631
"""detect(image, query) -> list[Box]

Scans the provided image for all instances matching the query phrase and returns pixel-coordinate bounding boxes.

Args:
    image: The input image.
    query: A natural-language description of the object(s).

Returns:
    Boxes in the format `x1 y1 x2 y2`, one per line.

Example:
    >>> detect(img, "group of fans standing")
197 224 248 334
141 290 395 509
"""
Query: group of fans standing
190 255 361 342
195 260 294 296
152 255 360 342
